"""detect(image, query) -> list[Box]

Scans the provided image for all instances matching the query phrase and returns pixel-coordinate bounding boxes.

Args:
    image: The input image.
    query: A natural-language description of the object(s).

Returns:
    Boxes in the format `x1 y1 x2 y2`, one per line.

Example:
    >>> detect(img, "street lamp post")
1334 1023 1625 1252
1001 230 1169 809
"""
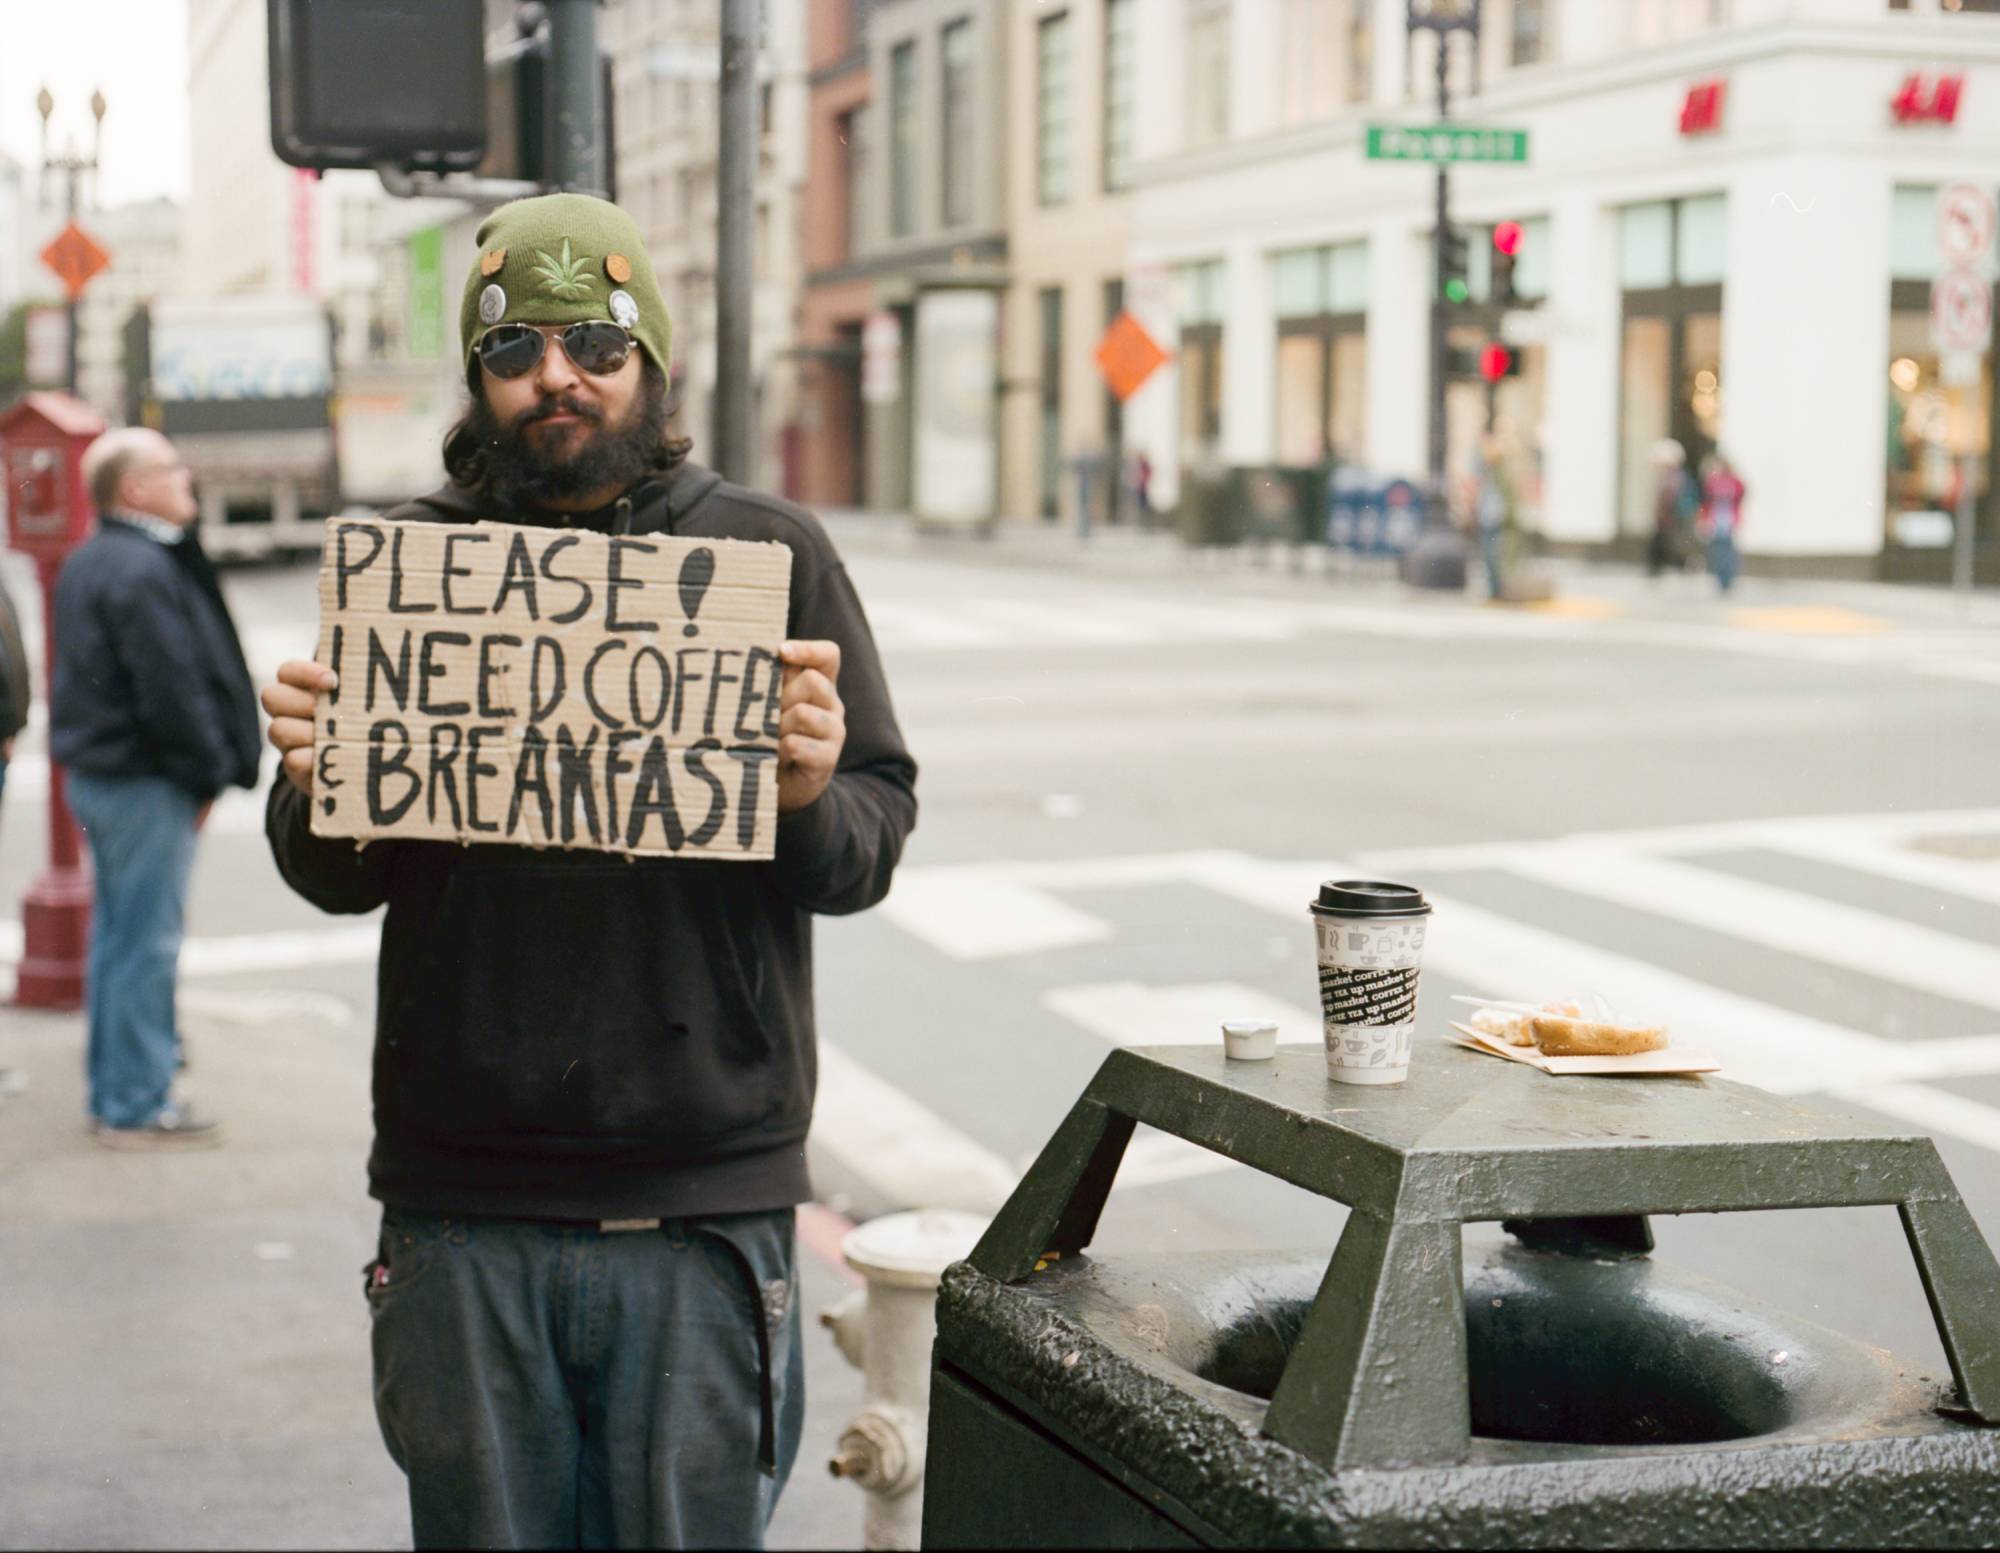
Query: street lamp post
35 87 106 396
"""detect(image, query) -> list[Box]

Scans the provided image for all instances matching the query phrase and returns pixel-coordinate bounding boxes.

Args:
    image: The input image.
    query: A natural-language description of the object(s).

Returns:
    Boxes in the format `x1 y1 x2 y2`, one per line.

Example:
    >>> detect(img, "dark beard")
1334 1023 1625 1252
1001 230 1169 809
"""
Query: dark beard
466 377 673 514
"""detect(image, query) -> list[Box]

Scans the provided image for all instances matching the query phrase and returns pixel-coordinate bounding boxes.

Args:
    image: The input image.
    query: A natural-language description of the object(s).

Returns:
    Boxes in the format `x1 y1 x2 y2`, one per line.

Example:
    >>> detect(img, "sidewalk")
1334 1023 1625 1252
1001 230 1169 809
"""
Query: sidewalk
821 507 2000 632
0 998 867 1551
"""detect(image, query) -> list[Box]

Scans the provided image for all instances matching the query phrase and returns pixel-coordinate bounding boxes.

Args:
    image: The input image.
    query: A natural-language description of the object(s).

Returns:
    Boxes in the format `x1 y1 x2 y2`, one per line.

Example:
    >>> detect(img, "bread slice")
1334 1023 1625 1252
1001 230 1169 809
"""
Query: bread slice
1528 1014 1669 1057
1473 1000 1583 1047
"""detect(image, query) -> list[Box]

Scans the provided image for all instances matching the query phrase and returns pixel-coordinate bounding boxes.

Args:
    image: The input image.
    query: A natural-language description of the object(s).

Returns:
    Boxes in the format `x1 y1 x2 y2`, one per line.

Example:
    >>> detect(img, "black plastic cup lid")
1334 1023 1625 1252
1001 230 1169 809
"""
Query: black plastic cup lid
1311 879 1431 918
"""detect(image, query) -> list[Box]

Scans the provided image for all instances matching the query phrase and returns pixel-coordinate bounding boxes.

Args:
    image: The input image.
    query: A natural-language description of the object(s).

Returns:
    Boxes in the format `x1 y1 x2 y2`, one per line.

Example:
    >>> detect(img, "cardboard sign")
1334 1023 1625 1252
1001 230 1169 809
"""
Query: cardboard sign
309 517 792 859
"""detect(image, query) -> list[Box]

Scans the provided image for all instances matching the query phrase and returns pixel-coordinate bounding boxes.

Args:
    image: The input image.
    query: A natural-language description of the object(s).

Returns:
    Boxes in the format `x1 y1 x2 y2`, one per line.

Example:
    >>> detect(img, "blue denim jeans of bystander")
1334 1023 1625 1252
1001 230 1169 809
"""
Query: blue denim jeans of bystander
366 1205 805 1550
65 770 199 1128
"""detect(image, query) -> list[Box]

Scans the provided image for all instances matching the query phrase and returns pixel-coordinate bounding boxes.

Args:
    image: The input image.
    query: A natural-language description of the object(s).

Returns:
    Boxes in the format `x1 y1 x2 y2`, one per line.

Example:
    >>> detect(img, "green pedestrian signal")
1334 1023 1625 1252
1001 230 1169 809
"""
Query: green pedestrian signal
1439 226 1470 306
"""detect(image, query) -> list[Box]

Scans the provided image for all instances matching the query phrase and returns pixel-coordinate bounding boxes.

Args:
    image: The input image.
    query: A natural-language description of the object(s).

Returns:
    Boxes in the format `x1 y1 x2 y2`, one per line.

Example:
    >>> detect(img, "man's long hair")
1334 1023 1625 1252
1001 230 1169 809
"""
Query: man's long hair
442 355 693 504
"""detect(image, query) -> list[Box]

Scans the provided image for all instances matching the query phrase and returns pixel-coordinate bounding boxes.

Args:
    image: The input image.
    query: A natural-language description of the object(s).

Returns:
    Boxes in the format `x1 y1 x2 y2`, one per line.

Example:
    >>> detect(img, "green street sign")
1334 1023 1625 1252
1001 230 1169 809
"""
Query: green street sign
1367 125 1529 163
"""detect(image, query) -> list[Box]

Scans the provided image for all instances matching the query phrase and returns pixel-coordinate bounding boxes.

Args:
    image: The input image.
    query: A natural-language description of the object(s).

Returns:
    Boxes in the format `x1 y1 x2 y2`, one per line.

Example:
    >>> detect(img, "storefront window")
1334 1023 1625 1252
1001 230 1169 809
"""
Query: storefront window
1675 194 1728 285
1884 312 1990 551
1270 242 1368 466
1175 259 1228 459
1618 196 1727 536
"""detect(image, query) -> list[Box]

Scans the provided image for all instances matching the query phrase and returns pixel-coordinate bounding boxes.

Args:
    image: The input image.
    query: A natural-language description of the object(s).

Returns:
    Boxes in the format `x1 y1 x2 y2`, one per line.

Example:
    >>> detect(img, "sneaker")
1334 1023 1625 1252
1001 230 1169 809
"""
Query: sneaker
91 1103 225 1149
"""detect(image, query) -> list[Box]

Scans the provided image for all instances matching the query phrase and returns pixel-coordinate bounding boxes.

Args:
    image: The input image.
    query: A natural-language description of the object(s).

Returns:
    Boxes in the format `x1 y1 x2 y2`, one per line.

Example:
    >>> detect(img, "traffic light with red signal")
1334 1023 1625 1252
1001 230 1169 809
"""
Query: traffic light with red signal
1490 220 1523 309
1478 342 1517 383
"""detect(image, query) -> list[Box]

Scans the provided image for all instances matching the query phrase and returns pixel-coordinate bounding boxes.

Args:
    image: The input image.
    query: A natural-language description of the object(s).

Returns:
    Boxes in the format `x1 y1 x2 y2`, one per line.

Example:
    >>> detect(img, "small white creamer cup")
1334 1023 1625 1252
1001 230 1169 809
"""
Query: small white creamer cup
1222 1018 1278 1062
1310 880 1432 1087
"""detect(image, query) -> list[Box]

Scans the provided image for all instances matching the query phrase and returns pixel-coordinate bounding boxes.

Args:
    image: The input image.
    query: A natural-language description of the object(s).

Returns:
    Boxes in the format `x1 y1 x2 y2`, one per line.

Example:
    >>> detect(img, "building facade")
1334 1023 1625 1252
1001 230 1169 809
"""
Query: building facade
606 0 810 496
795 0 877 509
852 0 1010 522
1125 0 2000 577
1000 0 1138 528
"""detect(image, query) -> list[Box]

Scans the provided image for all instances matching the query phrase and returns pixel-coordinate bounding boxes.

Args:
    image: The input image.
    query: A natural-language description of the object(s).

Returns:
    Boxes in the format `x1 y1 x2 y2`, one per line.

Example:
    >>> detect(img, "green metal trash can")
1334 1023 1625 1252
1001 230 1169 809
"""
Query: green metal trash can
924 1044 2000 1547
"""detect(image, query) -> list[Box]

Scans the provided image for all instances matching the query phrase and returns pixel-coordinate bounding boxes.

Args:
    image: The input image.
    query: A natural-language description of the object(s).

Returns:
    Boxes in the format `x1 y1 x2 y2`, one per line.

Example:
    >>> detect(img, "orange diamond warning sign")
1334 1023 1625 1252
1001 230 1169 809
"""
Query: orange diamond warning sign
1094 311 1169 403
40 222 111 301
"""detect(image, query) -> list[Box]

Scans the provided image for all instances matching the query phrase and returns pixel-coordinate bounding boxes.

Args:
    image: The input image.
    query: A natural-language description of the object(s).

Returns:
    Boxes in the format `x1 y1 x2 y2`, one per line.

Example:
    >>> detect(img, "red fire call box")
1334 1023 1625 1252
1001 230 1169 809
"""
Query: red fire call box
0 392 107 563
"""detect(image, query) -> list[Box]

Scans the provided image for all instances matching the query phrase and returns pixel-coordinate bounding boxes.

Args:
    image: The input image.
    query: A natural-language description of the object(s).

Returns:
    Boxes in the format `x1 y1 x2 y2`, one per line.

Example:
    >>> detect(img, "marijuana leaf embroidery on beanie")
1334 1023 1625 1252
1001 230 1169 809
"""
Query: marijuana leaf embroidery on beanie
532 238 597 301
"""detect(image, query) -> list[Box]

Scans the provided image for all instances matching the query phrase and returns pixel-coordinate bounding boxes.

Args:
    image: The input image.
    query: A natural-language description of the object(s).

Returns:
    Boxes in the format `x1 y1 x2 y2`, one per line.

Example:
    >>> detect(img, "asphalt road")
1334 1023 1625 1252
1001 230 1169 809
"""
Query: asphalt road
4 525 2000 1548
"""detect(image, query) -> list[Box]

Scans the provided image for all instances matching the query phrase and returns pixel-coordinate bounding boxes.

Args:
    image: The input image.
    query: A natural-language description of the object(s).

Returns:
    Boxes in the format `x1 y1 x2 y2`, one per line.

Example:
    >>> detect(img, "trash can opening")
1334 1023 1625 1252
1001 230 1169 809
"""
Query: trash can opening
1193 1262 1796 1448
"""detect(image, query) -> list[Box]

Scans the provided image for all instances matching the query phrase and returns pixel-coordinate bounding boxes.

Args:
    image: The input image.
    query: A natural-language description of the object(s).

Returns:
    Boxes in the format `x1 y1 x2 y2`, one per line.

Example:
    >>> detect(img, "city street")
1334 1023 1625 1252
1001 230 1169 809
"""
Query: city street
5 525 2000 1547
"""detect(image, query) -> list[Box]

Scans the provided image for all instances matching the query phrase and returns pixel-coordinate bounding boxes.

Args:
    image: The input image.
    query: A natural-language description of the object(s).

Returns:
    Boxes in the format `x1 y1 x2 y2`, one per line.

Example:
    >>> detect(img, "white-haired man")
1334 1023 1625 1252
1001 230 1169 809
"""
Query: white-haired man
51 428 261 1145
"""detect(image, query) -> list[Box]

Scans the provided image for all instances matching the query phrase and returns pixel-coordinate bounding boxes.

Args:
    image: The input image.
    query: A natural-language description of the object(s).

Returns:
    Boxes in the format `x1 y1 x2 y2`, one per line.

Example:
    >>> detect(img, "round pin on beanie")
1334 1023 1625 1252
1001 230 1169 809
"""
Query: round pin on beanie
459 193 673 380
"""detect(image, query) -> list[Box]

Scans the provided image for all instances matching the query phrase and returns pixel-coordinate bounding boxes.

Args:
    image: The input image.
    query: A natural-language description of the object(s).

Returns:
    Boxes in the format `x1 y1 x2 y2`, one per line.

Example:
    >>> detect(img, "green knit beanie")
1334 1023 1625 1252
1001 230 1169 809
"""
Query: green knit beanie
459 193 673 381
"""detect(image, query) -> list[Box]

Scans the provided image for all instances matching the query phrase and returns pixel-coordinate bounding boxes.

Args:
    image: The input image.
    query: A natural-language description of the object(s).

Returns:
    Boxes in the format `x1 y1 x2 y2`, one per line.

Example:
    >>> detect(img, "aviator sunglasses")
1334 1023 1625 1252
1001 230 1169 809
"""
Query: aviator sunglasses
476 321 635 380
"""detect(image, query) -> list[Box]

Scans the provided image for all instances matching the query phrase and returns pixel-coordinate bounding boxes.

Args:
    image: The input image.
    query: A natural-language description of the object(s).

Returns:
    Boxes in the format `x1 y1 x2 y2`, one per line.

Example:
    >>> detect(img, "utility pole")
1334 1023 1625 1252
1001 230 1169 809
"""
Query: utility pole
1427 35 1450 505
1401 0 1480 590
714 0 759 485
546 0 605 193
35 86 106 394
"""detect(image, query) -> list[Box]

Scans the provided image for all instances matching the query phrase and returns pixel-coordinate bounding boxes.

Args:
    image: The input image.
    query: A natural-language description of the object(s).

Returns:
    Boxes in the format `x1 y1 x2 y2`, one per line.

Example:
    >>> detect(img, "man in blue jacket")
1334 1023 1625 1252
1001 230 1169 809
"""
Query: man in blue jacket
53 427 261 1146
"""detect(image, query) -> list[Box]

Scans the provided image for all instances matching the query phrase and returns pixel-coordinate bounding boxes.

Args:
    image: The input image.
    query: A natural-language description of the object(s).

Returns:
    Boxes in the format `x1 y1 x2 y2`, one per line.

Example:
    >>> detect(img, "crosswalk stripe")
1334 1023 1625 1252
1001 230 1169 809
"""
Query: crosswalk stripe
1835 1082 2000 1155
1504 845 2000 1017
1758 831 2000 910
1042 981 1322 1048
863 601 1011 648
968 599 1156 643
811 1041 1017 1213
877 865 1112 960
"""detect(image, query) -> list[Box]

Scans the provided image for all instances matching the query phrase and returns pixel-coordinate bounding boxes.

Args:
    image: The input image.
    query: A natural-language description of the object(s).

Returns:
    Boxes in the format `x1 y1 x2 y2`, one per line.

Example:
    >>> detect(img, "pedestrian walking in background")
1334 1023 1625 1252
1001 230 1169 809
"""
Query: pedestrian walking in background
1472 432 1512 599
1647 438 1697 578
1701 450 1747 594
52 429 261 1147
259 195 917 1551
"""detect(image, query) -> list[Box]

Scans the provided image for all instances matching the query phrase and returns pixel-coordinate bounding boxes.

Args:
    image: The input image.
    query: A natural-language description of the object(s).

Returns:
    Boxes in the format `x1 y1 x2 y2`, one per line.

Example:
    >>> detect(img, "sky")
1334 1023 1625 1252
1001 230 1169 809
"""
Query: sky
0 0 191 208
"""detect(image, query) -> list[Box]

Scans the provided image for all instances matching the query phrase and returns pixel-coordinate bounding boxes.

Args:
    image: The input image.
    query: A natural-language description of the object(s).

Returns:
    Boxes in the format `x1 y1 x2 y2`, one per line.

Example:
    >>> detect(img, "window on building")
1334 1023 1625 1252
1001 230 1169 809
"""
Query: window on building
837 108 866 258
1271 242 1369 466
1037 11 1073 206
1102 0 1136 193
889 41 917 237
1185 0 1232 150
1886 184 2000 554
941 19 975 227
1039 286 1064 517
1348 0 1372 104
1175 259 1227 456
1510 0 1550 65
1617 196 1728 539
1280 0 1345 128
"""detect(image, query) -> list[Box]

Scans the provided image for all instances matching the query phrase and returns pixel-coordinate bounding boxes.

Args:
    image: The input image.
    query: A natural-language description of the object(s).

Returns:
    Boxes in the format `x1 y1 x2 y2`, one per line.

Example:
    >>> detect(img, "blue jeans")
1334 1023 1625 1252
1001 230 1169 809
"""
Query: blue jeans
1709 531 1740 592
366 1206 805 1549
1478 525 1504 598
66 771 199 1128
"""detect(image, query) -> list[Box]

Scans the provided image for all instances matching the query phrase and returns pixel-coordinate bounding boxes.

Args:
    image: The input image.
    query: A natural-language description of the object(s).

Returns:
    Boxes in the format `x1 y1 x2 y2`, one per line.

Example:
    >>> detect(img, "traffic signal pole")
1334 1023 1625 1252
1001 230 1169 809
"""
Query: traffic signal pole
1427 38 1450 506
714 0 758 486
547 0 604 194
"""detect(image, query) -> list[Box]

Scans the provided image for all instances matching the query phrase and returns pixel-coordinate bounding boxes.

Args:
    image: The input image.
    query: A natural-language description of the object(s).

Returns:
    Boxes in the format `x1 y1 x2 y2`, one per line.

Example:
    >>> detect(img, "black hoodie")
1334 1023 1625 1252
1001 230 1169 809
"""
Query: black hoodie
266 463 917 1220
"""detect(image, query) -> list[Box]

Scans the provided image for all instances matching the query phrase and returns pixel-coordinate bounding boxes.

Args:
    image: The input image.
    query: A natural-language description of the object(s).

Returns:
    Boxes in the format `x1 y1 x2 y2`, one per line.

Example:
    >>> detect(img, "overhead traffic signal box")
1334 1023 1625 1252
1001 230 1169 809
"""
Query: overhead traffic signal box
268 0 487 173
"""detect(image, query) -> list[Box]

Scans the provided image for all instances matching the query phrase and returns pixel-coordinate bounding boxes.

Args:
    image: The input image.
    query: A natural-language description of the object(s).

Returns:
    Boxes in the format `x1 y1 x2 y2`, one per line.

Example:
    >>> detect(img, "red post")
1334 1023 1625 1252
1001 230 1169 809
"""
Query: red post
15 552 90 1008
0 392 105 1010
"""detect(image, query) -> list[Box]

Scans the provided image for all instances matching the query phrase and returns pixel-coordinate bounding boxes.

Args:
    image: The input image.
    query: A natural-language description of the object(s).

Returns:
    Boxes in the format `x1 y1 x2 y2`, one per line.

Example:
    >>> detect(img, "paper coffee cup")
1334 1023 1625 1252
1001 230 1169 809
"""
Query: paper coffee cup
1221 1018 1278 1062
1310 880 1432 1085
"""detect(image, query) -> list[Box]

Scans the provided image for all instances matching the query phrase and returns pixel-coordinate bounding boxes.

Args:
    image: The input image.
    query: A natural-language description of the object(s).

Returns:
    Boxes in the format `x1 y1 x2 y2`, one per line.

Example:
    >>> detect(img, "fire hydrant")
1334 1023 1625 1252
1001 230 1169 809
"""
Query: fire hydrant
821 1208 988 1551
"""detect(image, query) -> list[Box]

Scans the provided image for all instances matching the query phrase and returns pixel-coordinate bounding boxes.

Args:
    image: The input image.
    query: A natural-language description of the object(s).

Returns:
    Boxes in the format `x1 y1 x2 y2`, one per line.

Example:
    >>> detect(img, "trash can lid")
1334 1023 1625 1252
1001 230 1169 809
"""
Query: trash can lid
842 1208 991 1288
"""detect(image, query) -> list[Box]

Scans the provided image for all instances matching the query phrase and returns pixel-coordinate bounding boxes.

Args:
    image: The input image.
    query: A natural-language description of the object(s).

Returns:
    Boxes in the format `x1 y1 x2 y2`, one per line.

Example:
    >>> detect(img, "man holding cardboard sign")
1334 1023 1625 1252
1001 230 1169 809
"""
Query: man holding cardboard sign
260 195 916 1550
